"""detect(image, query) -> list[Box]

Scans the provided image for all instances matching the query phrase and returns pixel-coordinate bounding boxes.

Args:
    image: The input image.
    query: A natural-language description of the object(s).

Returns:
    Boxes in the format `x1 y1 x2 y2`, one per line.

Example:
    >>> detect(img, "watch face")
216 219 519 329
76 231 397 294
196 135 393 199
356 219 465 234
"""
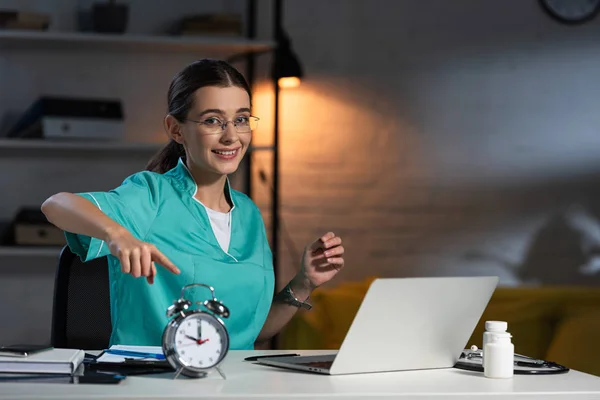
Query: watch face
541 0 600 24
164 312 229 372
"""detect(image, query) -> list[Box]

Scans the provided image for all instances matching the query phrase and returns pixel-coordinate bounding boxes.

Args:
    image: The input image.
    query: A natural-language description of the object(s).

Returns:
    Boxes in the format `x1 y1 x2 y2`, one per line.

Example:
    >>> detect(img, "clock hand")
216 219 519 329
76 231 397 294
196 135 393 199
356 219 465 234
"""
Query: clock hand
178 342 202 347
184 334 209 345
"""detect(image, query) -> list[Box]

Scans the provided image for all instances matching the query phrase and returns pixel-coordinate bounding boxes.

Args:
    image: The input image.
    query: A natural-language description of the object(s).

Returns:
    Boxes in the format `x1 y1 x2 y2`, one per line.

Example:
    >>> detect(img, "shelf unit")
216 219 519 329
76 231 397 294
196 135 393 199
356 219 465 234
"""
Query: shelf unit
0 30 274 56
0 139 274 154
0 2 274 259
0 138 164 152
0 28 275 156
0 246 62 257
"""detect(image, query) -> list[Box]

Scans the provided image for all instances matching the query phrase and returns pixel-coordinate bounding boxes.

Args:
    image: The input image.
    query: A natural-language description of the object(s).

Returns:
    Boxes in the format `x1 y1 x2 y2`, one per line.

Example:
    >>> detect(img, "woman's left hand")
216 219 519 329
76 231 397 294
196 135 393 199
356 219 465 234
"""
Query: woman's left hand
296 232 345 290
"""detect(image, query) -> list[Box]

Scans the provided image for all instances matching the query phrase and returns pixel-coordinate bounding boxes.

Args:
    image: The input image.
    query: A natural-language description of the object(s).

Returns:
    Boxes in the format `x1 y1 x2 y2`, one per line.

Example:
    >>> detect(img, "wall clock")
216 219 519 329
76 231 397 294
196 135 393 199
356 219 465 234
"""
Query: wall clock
540 0 600 24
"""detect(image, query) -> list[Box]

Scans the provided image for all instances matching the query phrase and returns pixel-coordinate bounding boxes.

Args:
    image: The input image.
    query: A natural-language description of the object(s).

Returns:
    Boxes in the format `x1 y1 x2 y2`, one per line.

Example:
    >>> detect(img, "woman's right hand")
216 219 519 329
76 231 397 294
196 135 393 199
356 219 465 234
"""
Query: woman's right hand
105 226 180 284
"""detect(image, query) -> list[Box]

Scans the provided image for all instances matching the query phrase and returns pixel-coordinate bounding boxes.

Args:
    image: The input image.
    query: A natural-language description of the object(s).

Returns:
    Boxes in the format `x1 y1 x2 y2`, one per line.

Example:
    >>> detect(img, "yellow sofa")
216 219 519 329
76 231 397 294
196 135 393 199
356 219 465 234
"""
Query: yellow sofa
278 277 600 376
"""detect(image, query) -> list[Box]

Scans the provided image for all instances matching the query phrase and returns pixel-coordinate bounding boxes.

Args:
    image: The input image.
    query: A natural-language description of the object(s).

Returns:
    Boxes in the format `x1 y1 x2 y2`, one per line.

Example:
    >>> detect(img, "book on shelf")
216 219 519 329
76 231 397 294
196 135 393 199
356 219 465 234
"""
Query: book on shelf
0 10 51 31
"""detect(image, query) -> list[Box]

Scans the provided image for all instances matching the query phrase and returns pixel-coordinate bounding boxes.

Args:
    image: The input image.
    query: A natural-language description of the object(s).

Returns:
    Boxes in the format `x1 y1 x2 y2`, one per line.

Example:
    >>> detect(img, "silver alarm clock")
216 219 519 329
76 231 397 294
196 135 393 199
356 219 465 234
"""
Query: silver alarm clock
162 283 230 379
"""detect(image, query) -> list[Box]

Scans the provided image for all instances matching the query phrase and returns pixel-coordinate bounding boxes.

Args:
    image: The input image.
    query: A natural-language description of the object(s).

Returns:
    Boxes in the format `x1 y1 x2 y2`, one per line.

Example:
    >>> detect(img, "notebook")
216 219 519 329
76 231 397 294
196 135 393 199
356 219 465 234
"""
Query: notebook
0 348 85 375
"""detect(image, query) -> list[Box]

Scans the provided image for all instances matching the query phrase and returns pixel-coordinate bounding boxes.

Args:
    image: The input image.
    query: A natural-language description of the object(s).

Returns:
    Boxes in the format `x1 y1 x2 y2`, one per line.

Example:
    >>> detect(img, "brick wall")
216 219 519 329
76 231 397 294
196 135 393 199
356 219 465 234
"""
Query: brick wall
252 0 600 289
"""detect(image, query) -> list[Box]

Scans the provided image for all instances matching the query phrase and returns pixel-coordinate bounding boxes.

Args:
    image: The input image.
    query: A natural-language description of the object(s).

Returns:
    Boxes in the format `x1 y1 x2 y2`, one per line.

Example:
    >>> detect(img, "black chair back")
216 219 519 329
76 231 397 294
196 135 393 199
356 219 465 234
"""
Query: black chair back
51 246 112 349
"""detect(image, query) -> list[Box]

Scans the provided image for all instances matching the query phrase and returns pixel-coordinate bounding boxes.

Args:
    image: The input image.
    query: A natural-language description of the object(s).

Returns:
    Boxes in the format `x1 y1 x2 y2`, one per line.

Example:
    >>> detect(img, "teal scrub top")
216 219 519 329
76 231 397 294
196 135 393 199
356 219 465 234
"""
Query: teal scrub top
64 158 275 350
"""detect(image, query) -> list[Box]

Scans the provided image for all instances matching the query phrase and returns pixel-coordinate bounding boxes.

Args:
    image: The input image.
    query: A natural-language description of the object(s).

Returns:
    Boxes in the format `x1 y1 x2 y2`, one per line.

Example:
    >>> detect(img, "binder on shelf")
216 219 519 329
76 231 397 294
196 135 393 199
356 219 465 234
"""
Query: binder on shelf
2 208 66 247
6 96 125 141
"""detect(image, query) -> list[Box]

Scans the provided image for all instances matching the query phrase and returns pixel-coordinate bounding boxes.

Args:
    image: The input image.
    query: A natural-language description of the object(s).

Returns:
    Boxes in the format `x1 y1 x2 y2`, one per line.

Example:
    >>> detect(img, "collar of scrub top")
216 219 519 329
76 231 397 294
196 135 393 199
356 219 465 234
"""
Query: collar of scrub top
174 157 236 209
165 157 237 233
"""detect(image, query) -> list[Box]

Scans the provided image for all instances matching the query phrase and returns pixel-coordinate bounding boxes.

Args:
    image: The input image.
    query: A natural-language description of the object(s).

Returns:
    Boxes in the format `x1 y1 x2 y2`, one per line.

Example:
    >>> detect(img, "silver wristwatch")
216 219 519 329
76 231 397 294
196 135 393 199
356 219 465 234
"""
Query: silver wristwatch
280 285 312 310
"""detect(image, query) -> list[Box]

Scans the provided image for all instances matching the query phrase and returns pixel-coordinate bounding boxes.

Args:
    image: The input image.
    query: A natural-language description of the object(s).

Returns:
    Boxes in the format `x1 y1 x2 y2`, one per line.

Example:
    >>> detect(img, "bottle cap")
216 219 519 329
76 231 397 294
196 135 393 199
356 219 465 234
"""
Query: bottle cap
485 321 508 332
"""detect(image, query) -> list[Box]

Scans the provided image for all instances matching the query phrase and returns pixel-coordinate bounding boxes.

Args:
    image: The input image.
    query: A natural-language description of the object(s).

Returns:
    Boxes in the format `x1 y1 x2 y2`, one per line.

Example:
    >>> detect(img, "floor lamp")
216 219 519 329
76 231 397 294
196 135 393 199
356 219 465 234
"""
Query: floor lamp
271 0 303 288
270 0 303 349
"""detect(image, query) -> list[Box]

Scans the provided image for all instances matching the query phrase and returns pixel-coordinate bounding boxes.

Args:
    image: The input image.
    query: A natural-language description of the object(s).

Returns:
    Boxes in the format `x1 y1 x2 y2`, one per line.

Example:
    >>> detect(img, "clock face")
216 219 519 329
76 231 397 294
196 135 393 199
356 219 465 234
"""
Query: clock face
167 312 229 371
541 0 600 24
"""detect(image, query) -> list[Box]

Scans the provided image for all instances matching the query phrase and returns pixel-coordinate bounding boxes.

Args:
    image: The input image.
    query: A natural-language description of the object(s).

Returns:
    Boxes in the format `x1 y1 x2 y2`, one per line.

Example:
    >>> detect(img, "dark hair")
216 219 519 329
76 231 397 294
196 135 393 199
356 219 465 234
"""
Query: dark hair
145 59 252 173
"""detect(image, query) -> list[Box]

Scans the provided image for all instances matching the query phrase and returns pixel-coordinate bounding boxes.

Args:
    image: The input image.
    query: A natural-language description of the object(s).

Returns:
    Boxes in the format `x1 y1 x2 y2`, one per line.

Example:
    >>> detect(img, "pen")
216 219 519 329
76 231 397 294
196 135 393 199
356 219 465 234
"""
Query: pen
103 349 166 360
244 353 300 361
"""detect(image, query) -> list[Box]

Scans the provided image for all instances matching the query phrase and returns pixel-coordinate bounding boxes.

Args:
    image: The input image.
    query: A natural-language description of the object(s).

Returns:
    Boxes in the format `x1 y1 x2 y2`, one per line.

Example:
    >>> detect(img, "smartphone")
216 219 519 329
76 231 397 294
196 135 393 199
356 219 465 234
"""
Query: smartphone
0 371 126 385
0 344 54 357
76 371 127 385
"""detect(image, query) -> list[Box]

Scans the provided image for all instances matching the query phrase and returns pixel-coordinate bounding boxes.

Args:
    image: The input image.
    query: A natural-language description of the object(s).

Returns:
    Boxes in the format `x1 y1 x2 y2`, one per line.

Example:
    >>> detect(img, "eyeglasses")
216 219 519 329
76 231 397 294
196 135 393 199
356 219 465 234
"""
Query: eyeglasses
186 116 259 135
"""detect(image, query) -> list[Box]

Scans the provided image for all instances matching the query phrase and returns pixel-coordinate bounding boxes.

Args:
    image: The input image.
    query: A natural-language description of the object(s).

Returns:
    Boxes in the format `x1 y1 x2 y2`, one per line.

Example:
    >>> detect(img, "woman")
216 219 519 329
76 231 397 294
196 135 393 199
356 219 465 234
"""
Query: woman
41 59 345 350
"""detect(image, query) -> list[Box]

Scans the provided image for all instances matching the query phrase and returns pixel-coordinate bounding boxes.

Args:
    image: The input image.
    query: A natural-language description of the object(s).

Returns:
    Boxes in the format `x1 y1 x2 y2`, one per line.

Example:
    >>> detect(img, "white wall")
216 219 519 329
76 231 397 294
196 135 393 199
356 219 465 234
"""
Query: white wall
250 0 600 290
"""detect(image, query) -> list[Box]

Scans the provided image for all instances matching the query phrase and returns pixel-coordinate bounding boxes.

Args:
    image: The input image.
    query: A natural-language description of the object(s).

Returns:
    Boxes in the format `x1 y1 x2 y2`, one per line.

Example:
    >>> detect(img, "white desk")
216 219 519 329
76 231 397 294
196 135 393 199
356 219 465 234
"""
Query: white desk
1 350 599 399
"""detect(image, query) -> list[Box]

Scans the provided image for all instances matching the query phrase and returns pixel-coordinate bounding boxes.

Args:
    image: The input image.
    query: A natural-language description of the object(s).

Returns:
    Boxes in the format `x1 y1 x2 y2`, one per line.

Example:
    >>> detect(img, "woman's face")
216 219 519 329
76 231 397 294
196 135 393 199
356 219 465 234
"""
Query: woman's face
173 86 252 177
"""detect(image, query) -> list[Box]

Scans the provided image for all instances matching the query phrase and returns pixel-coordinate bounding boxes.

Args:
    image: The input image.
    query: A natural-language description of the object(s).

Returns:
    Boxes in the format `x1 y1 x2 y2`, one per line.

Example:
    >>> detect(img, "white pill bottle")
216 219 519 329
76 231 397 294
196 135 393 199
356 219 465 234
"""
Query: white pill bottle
482 321 508 363
483 322 514 379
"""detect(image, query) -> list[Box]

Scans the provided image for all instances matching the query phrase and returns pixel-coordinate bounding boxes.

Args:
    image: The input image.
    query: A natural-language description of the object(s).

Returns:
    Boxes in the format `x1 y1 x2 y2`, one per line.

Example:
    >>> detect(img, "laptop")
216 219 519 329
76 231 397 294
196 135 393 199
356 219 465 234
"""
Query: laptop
257 276 499 375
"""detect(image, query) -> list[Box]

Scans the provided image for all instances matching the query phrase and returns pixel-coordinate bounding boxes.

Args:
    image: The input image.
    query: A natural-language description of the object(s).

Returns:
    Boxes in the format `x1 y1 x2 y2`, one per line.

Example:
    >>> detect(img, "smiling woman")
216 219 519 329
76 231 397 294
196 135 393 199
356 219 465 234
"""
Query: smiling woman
39 59 346 350
145 60 255 181
162 86 255 182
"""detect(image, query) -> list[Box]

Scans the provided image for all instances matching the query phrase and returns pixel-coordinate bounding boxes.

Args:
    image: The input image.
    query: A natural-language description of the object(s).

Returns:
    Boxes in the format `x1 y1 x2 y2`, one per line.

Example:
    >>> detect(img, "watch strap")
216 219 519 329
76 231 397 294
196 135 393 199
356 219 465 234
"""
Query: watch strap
279 284 312 310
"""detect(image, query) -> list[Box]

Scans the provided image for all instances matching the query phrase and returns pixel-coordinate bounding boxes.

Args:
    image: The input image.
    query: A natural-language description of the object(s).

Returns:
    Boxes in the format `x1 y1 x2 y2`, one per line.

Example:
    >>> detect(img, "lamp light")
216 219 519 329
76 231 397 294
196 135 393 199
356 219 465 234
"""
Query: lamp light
272 28 303 88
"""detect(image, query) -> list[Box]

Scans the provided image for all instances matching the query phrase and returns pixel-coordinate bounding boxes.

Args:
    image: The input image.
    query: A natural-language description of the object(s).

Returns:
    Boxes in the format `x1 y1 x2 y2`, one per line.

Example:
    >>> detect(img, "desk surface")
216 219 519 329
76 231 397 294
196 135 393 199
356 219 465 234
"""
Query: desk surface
1 350 599 400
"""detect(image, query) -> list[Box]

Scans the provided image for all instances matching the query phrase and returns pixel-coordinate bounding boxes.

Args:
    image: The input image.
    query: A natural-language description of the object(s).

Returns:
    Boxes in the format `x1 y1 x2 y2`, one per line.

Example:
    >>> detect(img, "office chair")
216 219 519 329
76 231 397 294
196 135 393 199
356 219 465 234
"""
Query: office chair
51 245 112 349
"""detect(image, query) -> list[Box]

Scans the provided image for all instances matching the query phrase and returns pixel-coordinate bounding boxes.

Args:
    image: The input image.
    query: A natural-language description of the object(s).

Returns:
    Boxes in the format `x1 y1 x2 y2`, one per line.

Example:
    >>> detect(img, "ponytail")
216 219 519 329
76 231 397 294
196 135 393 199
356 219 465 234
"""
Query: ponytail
145 140 185 174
